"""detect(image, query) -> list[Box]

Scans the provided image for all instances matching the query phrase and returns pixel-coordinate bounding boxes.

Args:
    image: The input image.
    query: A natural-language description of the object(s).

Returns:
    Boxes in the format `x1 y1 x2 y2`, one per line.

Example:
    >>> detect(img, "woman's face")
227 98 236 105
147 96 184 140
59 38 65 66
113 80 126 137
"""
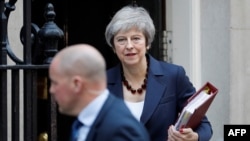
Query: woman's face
113 28 147 66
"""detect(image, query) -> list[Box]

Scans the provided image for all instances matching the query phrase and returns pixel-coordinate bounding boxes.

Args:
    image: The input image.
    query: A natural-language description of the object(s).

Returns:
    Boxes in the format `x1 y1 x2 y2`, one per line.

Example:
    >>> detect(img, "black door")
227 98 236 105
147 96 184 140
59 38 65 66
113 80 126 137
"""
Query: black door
31 0 164 140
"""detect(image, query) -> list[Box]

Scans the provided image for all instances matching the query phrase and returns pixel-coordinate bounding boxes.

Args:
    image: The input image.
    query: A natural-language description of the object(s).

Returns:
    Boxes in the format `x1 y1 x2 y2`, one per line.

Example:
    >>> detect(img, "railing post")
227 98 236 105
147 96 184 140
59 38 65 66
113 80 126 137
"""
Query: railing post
38 3 64 141
38 3 64 64
23 0 37 141
0 0 8 140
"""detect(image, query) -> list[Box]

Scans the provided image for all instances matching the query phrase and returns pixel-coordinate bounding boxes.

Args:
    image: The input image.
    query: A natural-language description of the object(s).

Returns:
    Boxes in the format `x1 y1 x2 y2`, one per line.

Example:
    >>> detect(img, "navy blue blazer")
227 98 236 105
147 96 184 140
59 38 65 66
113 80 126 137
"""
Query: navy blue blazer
107 55 213 141
85 93 150 141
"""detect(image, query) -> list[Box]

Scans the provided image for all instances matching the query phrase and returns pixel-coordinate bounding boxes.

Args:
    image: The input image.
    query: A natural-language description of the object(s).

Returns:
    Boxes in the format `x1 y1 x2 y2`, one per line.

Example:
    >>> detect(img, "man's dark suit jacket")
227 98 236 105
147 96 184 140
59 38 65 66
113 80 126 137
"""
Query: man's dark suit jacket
85 93 150 141
107 54 213 141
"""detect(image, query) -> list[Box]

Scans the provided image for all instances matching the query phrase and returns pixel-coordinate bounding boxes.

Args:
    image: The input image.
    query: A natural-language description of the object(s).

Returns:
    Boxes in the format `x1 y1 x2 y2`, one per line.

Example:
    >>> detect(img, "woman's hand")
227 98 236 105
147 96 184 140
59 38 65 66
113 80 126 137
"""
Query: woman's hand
167 125 199 141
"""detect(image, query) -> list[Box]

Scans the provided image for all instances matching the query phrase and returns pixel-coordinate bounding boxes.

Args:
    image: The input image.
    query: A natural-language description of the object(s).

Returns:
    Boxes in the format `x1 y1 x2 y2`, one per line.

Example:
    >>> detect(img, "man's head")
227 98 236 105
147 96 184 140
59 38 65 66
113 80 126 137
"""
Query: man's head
49 44 107 116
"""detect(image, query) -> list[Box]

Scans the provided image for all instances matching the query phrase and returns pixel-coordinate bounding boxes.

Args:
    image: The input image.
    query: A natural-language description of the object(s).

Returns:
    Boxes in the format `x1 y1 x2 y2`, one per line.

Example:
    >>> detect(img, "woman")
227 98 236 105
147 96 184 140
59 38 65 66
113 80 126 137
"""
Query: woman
105 5 213 141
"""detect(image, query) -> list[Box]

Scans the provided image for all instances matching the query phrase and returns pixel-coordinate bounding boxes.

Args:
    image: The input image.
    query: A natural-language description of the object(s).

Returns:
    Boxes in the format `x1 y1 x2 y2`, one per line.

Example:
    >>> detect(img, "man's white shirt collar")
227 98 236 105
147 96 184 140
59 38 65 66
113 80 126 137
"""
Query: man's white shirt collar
78 89 109 127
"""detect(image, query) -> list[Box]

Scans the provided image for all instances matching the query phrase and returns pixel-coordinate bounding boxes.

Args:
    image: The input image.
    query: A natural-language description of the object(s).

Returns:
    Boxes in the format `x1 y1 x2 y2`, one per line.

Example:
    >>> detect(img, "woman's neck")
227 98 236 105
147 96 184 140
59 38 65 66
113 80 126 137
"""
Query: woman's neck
122 61 147 81
122 55 148 79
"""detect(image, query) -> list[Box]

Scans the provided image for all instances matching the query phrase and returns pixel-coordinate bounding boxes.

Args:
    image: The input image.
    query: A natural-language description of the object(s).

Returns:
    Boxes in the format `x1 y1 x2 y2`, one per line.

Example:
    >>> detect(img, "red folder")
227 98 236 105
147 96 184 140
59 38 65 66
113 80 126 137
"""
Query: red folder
174 82 218 130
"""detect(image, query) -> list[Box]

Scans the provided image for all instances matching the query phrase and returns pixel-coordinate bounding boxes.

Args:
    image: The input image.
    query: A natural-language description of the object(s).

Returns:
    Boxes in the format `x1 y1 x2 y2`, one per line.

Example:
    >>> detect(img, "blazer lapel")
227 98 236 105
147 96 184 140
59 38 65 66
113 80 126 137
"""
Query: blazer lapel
140 55 167 124
107 65 124 99
85 94 114 141
85 128 97 141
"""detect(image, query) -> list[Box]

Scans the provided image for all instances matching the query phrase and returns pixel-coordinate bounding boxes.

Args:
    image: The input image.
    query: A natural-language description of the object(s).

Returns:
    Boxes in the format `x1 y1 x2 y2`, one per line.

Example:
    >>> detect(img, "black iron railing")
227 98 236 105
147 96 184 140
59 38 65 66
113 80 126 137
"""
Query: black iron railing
0 0 63 141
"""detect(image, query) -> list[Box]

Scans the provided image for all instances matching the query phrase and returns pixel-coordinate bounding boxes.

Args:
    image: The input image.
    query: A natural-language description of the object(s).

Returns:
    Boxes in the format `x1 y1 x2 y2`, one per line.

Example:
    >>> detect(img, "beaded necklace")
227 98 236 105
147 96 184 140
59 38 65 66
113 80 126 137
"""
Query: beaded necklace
121 57 149 94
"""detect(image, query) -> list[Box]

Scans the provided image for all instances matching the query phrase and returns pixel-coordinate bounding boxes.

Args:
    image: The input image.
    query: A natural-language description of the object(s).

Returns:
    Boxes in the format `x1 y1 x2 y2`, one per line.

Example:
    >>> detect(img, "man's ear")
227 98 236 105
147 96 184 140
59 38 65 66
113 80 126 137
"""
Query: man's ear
72 76 84 93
